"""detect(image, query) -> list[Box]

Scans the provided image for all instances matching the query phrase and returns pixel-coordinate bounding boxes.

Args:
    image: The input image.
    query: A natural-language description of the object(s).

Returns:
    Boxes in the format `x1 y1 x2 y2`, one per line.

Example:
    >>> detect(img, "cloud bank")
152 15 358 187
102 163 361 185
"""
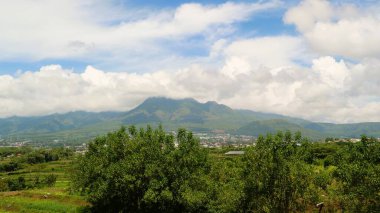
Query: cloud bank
284 0 380 59
0 0 278 71
0 0 380 123
1 52 379 123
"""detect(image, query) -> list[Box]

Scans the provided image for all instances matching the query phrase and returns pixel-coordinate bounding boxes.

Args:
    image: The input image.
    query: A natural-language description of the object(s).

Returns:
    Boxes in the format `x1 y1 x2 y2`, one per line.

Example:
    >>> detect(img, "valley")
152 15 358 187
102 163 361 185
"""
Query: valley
1 97 380 147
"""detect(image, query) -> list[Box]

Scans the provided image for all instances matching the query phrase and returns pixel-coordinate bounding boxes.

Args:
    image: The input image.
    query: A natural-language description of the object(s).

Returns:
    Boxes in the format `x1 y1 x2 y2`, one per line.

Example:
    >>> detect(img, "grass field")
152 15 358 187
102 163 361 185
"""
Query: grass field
0 158 89 213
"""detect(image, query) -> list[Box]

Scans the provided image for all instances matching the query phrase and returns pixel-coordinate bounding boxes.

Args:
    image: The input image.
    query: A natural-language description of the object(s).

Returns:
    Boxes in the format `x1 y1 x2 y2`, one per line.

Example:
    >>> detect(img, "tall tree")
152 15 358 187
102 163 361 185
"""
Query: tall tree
333 135 380 212
242 131 317 212
71 126 209 213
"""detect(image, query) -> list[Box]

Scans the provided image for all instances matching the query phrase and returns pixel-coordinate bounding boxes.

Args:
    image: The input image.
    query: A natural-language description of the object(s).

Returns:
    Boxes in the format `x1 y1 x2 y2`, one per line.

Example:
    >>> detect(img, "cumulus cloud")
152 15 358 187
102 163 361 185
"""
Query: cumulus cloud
284 0 380 59
284 0 333 32
1 53 380 123
0 0 278 66
1 0 380 124
221 36 308 74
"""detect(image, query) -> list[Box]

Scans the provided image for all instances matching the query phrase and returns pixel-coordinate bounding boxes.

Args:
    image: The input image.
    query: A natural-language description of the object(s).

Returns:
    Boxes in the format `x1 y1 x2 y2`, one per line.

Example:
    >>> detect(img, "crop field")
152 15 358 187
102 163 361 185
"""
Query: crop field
0 149 89 213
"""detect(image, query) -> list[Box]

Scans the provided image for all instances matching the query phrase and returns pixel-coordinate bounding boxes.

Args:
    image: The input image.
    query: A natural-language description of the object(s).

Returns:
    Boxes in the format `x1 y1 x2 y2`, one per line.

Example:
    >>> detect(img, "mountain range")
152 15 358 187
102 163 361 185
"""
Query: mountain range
1 97 380 143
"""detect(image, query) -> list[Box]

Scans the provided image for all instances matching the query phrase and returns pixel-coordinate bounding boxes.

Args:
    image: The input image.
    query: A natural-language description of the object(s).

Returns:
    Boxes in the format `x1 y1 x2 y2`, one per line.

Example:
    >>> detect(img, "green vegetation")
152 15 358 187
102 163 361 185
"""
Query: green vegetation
242 132 317 212
0 147 73 173
234 119 323 139
332 136 380 212
0 147 88 212
2 124 380 212
72 126 380 212
2 97 380 145
72 126 209 212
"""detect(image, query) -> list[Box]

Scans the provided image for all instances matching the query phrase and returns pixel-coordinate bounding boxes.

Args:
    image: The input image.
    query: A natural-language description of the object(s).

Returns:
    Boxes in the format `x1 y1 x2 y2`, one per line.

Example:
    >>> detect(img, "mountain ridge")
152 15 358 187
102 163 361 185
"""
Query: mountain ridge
1 97 380 143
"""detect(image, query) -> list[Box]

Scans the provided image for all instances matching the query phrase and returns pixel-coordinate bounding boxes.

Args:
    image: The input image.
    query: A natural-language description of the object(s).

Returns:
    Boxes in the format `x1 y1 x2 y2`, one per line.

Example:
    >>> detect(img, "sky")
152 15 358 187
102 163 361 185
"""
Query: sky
0 0 380 123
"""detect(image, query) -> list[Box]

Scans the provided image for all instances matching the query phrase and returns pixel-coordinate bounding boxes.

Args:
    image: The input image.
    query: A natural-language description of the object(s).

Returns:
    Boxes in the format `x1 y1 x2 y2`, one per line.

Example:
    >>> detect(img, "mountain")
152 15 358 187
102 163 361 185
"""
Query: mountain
235 119 380 139
234 119 323 139
0 111 123 135
303 122 380 138
1 97 380 143
123 97 232 125
120 97 303 131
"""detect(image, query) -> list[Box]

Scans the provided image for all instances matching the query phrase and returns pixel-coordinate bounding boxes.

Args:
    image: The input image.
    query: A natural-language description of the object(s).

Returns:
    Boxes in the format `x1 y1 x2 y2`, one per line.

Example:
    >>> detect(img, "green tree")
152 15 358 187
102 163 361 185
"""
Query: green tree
242 131 318 212
333 135 380 212
71 126 209 213
44 174 57 187
206 155 244 213
7 176 27 191
0 178 9 192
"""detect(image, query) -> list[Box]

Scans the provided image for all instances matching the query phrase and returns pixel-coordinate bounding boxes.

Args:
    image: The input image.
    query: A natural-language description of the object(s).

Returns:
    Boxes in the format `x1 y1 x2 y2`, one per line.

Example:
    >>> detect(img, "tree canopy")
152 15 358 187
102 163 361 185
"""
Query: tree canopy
72 126 380 212
72 126 209 212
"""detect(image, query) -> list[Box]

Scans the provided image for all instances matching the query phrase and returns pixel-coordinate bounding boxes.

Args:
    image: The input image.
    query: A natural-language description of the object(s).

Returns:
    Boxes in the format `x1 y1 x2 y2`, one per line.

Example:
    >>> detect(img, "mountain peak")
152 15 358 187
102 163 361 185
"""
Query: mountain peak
1 96 380 141
135 97 200 112
134 97 232 112
124 97 234 126
205 101 218 105
143 97 197 103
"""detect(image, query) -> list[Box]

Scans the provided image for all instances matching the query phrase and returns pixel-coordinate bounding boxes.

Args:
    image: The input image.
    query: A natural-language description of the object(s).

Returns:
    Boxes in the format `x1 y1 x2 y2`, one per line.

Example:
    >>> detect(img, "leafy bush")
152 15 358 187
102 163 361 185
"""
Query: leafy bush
333 135 380 212
44 174 57 187
0 161 22 172
67 126 380 212
242 131 318 212
72 126 209 212
0 178 9 192
7 176 27 191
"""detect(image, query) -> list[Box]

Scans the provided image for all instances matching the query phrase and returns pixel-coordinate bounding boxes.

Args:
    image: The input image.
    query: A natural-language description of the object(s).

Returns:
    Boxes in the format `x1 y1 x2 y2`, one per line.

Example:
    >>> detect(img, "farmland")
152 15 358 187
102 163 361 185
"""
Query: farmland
0 148 88 212
1 129 380 212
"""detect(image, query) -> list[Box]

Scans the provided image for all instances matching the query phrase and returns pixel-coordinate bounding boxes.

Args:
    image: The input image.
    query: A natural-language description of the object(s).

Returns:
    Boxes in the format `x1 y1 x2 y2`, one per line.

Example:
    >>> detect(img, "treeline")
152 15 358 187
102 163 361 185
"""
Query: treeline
0 147 73 172
71 126 380 212
0 146 32 158
0 174 57 191
0 147 72 192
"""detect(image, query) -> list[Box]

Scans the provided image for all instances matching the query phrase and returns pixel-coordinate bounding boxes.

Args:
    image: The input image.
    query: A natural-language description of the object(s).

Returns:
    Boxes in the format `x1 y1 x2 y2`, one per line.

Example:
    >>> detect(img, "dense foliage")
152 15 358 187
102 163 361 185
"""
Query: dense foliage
72 126 209 212
242 132 317 212
0 174 58 191
72 126 380 212
0 147 73 172
332 136 380 212
0 147 72 192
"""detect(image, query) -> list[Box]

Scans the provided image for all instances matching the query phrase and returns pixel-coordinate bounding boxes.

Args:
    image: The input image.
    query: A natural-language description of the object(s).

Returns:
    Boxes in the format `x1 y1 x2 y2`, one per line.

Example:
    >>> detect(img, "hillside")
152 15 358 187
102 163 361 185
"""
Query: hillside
234 119 323 139
1 97 380 143
121 97 297 131
0 111 123 135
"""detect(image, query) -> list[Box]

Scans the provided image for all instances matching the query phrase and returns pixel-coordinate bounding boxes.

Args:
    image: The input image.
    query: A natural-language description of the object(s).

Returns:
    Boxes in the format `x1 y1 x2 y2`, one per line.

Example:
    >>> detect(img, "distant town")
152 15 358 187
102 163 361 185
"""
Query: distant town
0 131 374 152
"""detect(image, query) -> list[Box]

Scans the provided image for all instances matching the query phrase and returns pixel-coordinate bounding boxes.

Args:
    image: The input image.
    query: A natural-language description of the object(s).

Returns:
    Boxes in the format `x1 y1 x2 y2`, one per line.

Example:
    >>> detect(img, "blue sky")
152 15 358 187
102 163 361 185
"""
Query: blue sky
0 0 376 74
0 0 299 74
0 0 369 74
0 0 380 123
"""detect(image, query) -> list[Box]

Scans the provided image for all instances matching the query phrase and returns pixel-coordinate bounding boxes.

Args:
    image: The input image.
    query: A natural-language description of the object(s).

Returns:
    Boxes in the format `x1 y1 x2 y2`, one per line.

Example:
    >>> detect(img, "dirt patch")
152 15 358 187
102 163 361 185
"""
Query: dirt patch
0 191 21 196
0 203 20 212
1 190 89 207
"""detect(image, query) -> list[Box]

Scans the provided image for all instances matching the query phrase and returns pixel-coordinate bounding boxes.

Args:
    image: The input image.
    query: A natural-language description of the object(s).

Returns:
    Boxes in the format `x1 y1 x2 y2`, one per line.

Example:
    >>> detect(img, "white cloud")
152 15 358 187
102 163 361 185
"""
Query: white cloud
0 0 380 124
311 56 349 89
0 0 278 65
284 0 333 32
284 0 380 59
1 53 380 123
222 36 307 74
305 17 380 59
